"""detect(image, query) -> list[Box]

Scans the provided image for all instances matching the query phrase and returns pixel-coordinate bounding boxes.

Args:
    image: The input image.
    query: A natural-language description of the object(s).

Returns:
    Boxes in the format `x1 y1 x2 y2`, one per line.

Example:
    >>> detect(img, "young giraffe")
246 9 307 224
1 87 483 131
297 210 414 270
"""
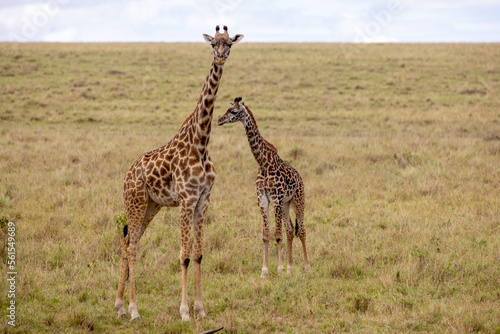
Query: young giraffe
217 97 310 277
114 26 243 322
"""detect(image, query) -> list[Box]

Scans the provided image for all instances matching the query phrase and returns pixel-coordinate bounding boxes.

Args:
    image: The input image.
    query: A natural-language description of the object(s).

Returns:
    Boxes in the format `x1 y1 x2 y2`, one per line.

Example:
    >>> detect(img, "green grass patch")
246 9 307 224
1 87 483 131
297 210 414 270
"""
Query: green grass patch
0 42 499 332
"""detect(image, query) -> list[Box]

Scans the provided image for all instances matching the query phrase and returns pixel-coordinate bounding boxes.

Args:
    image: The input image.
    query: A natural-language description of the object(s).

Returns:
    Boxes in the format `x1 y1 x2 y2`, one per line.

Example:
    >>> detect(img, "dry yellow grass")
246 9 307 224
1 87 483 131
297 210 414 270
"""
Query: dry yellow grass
0 42 499 333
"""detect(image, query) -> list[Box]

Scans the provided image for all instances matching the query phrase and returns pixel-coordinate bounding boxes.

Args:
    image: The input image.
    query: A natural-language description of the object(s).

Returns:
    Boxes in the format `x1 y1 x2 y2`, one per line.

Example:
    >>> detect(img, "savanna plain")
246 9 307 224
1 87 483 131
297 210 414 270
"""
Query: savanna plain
0 42 499 333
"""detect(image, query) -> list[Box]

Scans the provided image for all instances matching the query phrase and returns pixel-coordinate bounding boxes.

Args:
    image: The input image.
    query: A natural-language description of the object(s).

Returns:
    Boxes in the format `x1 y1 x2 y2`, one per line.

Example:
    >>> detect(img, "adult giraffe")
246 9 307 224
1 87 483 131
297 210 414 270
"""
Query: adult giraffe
114 26 243 321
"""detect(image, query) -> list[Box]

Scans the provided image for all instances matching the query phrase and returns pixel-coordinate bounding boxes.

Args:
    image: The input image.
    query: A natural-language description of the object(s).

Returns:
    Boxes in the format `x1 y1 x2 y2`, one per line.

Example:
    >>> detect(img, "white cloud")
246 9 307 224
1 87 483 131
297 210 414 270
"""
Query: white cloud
41 26 77 41
0 6 21 31
0 1 70 42
364 34 399 43
0 0 499 42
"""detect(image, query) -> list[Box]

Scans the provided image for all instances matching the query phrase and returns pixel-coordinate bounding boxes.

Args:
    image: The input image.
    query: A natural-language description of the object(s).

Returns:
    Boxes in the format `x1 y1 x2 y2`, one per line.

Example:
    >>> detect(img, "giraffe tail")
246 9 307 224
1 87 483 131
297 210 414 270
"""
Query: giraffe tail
123 224 128 238
295 218 299 237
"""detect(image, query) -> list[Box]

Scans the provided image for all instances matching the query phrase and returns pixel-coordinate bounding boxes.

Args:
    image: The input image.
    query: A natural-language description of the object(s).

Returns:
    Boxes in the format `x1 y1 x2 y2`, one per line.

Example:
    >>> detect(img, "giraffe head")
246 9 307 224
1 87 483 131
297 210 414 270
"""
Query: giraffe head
203 26 244 65
217 97 247 126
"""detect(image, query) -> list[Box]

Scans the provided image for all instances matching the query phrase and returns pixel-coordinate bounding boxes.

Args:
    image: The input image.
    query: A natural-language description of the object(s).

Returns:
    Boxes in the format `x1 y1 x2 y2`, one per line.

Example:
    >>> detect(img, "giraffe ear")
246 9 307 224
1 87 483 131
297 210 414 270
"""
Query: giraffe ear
231 34 244 44
229 103 234 107
203 34 214 44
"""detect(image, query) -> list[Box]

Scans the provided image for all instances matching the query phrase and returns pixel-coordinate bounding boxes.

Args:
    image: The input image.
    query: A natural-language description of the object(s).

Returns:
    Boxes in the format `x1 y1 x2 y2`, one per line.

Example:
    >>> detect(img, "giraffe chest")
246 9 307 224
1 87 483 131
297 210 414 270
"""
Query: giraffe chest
143 151 215 206
257 165 298 205
143 161 178 207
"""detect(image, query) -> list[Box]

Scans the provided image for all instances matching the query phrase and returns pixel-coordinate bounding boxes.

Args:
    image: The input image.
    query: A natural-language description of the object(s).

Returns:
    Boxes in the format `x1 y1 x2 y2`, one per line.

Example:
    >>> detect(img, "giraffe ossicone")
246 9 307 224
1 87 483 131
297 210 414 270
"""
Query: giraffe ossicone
114 26 243 322
217 97 310 277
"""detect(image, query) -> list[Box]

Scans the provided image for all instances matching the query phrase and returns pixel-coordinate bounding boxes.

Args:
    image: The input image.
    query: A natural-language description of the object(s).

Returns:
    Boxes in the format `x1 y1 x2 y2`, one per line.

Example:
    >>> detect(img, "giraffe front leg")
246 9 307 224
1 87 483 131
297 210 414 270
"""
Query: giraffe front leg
179 200 195 321
274 204 284 273
262 240 270 278
192 190 211 320
257 190 270 278
180 257 190 322
193 256 205 320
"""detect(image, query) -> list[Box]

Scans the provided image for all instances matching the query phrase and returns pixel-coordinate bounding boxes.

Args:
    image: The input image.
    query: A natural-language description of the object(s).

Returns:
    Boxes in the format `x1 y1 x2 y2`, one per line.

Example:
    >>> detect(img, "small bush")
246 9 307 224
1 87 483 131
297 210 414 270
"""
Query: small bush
114 212 127 232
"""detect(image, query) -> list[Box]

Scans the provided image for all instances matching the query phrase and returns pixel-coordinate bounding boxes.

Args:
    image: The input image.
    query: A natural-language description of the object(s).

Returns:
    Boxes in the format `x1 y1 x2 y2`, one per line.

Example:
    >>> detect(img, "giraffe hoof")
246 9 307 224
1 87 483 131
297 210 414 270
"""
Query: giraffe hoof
180 304 190 321
119 313 130 319
195 304 206 320
130 316 141 322
261 268 269 278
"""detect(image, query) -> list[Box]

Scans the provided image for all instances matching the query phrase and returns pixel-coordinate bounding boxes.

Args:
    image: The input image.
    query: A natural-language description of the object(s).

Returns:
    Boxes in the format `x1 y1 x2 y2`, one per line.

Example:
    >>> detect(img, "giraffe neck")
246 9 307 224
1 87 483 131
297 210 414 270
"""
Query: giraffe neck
189 61 223 147
242 107 278 168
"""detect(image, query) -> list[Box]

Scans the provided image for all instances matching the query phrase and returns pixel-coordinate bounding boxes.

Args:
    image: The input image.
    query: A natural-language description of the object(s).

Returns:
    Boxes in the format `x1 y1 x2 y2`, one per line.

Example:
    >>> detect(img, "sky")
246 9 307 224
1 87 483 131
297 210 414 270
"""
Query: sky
1 0 499 43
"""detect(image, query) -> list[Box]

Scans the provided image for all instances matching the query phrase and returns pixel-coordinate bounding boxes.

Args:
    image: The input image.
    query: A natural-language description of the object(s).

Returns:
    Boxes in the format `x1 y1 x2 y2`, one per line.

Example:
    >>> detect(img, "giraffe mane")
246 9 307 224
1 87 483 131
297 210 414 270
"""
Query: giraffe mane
180 110 195 129
245 105 278 153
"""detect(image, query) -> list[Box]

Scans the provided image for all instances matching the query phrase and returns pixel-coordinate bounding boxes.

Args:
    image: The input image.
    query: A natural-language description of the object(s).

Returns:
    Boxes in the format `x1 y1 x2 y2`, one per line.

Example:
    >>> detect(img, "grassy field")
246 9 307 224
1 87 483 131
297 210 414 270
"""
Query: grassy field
0 41 499 333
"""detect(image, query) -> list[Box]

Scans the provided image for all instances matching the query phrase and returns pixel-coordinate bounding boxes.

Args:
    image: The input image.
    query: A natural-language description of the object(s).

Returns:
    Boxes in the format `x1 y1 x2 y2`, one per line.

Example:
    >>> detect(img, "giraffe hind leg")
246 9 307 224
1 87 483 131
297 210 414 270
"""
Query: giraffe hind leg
292 192 310 273
127 199 161 321
116 177 159 322
115 228 130 318
274 204 284 273
283 201 294 275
